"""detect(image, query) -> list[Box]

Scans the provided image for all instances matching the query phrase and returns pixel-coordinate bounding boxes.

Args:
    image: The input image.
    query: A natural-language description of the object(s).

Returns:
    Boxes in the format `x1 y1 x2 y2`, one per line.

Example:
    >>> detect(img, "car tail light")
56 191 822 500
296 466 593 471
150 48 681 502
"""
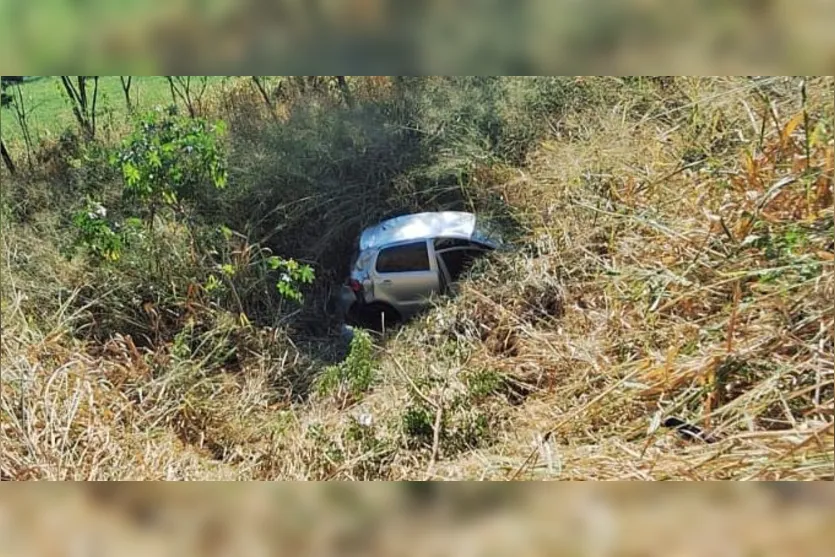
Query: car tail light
348 279 362 293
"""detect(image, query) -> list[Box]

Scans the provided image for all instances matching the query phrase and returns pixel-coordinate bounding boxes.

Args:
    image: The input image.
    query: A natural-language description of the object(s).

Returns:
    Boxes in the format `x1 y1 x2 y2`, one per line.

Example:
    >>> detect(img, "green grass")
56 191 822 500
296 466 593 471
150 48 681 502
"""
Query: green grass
0 76 229 147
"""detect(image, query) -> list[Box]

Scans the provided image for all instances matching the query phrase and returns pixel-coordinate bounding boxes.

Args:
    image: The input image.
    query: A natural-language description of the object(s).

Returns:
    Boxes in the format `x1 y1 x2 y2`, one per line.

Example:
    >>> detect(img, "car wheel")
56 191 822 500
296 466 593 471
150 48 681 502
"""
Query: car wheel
360 303 400 332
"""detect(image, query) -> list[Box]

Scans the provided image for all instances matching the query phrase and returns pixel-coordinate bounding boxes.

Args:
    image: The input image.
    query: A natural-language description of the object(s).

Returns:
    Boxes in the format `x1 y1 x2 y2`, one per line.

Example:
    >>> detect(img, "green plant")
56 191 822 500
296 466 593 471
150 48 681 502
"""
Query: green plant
445 410 491 451
464 368 503 400
72 107 227 264
317 328 376 398
71 108 313 306
341 416 395 479
71 200 122 261
267 256 315 303
113 106 227 213
401 405 434 442
306 424 344 467
201 227 316 309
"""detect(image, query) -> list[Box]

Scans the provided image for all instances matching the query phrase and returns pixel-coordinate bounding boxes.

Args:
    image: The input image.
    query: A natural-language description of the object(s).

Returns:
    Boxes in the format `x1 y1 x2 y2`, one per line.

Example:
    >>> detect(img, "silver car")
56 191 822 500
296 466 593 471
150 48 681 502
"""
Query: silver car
334 211 501 328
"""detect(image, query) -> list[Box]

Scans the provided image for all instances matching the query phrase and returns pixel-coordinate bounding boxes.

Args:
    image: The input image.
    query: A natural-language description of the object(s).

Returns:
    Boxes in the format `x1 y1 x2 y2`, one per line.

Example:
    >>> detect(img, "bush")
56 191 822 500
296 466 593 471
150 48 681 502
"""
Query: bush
317 328 376 400
113 106 228 216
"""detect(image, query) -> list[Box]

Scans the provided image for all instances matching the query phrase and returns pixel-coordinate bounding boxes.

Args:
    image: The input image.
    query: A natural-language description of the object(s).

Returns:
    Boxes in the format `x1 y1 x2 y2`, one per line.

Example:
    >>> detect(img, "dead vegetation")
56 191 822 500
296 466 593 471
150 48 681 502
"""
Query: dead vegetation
1 76 833 480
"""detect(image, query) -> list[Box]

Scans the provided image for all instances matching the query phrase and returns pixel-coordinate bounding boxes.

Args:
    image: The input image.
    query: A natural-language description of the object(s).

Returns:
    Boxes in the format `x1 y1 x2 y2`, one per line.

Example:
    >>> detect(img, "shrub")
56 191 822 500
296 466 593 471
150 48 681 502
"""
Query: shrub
401 405 435 444
113 106 228 215
71 200 123 262
317 328 376 399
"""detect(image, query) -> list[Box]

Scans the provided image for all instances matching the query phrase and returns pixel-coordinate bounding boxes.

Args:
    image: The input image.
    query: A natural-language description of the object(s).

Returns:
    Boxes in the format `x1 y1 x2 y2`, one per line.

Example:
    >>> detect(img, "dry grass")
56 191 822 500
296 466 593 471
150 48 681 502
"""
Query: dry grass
378 76 834 480
1 76 833 480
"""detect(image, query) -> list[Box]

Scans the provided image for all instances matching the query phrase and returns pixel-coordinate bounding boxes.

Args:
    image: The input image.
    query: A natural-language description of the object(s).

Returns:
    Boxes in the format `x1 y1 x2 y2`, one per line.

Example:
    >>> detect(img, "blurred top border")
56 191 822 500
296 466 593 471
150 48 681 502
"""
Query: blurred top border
1 0 834 74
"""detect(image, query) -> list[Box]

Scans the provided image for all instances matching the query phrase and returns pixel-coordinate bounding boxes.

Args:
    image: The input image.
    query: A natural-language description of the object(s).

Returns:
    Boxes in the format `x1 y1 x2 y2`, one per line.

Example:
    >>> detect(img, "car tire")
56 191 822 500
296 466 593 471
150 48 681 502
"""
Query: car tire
359 303 400 333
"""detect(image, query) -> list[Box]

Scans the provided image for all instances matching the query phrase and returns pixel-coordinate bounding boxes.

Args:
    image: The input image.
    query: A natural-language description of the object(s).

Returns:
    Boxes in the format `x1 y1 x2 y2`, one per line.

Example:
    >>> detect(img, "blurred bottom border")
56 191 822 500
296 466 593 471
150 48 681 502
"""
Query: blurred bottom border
1 482 834 557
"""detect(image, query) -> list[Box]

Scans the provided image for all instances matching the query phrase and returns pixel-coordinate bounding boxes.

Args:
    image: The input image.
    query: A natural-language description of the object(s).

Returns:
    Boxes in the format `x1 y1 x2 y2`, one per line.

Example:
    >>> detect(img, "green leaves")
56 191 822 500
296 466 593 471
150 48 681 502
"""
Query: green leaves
76 108 312 313
113 107 228 209
147 150 162 169
71 201 123 262
220 263 235 277
266 255 282 270
317 328 376 398
122 161 141 186
297 265 315 284
204 274 222 293
266 255 315 303
277 280 302 302
87 108 232 269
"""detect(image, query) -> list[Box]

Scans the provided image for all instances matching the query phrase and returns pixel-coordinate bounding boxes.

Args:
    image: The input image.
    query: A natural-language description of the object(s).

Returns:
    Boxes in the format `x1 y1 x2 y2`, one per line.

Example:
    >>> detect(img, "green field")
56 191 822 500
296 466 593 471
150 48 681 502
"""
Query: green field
0 76 230 147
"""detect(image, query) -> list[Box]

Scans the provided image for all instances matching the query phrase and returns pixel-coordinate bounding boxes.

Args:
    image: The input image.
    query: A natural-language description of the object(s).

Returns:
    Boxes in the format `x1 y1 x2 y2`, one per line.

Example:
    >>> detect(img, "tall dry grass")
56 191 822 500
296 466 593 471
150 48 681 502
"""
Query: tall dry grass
376 76 834 480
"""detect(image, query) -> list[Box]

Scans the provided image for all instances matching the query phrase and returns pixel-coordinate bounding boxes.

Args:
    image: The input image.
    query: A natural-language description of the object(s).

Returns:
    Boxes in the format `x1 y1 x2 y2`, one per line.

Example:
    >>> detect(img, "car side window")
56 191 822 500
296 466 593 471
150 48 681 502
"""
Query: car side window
376 241 430 273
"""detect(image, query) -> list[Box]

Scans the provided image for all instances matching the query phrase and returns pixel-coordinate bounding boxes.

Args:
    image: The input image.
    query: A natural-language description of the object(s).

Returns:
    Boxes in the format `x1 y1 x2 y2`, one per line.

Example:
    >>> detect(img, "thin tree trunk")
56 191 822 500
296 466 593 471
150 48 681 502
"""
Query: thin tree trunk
183 77 194 117
90 76 99 138
194 76 208 115
10 84 34 169
251 76 277 120
77 77 88 115
167 77 196 117
120 76 133 114
167 76 178 108
60 76 94 139
335 76 355 108
0 140 15 175
61 76 87 133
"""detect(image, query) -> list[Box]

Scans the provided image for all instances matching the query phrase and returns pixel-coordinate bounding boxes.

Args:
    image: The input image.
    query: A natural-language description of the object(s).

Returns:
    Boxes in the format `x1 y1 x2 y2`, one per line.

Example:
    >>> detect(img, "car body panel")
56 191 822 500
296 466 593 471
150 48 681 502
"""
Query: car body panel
368 238 440 319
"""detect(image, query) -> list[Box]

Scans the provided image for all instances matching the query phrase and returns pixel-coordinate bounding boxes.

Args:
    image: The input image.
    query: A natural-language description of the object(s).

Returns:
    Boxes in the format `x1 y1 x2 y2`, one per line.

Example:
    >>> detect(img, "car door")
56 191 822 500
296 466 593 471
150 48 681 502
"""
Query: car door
434 239 491 294
372 240 439 315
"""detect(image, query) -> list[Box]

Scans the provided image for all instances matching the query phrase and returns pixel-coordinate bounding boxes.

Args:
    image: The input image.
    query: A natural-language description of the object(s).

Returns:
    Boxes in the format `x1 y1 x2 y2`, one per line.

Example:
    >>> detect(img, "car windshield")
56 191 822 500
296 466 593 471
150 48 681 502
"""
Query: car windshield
472 217 503 247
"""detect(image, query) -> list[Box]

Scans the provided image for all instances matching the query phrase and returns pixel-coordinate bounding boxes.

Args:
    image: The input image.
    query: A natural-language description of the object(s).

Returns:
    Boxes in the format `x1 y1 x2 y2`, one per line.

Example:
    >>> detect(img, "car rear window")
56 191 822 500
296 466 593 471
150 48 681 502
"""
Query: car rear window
376 241 430 273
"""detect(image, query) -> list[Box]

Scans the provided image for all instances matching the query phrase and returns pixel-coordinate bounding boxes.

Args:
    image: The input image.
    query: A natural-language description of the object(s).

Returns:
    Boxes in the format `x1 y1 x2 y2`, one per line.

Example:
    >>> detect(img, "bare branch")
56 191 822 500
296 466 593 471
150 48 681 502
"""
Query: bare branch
335 76 355 108
60 76 85 126
166 76 178 107
60 76 96 139
251 76 277 121
0 139 15 175
167 76 197 117
9 83 34 168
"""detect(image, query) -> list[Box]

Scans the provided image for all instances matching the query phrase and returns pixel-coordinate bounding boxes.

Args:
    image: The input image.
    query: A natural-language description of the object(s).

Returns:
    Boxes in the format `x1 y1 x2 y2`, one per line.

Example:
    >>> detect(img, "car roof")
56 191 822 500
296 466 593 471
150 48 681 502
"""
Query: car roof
359 211 484 251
